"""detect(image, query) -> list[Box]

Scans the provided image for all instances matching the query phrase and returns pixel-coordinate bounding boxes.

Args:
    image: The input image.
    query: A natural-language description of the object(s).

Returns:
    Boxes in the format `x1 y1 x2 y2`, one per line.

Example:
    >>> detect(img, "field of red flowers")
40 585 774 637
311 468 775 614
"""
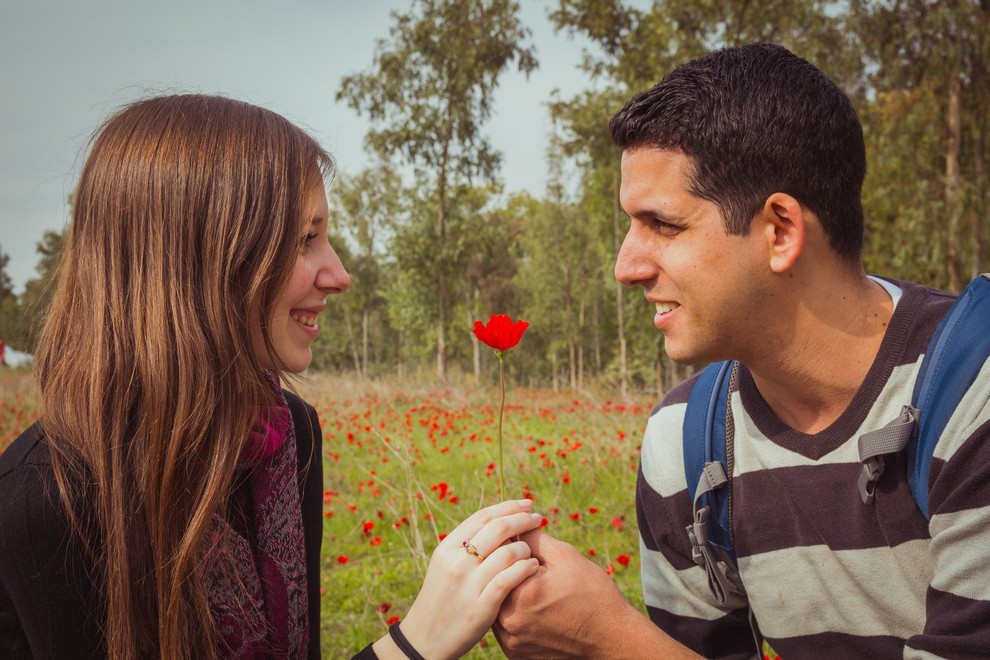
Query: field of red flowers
0 369 780 659
296 373 651 657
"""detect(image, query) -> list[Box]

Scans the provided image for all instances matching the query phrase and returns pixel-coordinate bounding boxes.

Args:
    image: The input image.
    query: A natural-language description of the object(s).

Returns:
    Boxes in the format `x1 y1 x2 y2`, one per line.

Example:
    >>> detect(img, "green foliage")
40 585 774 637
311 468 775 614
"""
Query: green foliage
853 0 990 288
1 231 64 353
304 375 649 659
337 0 536 185
861 84 949 285
0 246 13 301
337 0 538 379
0 245 22 348
7 0 988 389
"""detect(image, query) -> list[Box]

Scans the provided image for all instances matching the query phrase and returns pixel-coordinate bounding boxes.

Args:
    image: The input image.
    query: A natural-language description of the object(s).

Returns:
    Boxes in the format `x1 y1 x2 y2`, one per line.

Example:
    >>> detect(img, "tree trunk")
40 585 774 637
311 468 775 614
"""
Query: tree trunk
568 336 576 390
578 299 585 391
436 311 447 382
342 305 361 374
972 108 985 278
613 169 629 398
945 72 964 292
361 307 370 377
435 134 451 382
593 294 602 374
551 350 559 392
656 336 665 398
469 288 481 382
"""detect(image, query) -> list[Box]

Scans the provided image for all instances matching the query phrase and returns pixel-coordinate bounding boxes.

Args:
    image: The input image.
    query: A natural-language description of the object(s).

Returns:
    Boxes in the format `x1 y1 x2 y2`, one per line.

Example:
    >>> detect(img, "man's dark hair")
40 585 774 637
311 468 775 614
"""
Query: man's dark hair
610 43 866 261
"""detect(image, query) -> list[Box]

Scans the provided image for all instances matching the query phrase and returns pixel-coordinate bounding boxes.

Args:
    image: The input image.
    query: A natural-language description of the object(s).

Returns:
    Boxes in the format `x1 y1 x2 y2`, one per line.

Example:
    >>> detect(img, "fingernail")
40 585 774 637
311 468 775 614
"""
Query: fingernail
517 499 533 506
530 513 543 523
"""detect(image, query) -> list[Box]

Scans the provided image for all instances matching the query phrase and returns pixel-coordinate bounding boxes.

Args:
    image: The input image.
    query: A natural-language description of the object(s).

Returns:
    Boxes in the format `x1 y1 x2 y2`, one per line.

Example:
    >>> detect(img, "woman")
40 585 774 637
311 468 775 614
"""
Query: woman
0 95 540 659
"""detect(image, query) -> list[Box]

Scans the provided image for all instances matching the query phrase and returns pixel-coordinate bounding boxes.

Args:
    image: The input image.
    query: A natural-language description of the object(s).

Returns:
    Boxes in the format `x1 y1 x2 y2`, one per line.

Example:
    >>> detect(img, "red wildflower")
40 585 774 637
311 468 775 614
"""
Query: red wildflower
337 555 349 564
377 603 392 614
387 616 400 626
611 515 624 531
362 521 375 535
472 314 529 352
616 554 631 567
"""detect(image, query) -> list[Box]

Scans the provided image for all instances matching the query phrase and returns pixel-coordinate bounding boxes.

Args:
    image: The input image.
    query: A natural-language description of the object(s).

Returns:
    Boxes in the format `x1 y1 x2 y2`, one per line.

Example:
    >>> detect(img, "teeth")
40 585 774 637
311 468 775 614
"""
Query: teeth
291 312 318 327
656 302 679 314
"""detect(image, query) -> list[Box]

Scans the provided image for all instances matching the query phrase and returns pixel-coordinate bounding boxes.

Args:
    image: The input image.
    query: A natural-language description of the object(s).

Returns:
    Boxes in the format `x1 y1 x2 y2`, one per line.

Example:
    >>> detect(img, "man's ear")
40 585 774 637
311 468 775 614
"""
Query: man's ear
760 193 806 273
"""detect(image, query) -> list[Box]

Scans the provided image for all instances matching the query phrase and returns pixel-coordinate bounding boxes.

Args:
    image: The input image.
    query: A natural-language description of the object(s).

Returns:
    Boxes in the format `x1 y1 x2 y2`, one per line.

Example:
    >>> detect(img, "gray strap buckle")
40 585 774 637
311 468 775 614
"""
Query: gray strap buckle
857 405 919 505
685 461 747 608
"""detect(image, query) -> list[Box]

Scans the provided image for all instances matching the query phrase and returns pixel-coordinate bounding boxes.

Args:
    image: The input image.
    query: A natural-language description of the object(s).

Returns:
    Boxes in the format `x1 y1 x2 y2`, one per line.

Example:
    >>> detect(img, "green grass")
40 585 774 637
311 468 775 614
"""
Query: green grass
295 375 650 658
2 370 783 659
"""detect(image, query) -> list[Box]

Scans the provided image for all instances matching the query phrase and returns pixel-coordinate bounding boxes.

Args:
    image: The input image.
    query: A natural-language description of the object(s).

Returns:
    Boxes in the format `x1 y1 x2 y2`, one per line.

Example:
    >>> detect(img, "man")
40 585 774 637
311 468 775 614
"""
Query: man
495 43 990 658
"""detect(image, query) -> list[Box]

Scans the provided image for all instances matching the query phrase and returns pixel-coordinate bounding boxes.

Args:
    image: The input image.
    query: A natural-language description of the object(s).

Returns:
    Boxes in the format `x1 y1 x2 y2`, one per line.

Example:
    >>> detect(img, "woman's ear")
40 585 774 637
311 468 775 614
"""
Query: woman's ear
760 193 806 273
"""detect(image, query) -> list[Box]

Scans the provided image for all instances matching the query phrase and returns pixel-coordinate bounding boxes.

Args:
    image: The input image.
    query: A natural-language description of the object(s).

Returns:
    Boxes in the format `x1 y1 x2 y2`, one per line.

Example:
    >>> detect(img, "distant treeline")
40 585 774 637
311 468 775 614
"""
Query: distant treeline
2 1 988 394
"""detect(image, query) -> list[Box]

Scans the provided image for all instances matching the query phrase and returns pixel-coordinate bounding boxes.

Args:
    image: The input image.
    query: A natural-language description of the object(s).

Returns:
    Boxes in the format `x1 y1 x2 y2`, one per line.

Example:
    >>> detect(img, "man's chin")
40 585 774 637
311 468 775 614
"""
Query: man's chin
663 342 719 368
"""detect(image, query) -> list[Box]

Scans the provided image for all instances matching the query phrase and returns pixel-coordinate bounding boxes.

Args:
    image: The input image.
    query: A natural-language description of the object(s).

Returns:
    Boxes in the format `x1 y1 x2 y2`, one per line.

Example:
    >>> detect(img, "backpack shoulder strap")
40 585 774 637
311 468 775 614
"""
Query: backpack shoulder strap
858 274 990 517
908 273 990 518
683 360 747 608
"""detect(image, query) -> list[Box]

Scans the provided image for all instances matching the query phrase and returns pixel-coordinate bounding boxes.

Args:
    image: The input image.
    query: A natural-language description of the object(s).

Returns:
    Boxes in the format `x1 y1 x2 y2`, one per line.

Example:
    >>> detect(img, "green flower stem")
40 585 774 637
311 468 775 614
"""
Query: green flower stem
497 350 506 501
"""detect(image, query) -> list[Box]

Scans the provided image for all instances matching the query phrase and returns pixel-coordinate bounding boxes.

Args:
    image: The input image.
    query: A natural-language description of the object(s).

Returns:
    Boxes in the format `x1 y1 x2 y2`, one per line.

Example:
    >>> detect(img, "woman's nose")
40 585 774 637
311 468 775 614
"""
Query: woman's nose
318 245 351 294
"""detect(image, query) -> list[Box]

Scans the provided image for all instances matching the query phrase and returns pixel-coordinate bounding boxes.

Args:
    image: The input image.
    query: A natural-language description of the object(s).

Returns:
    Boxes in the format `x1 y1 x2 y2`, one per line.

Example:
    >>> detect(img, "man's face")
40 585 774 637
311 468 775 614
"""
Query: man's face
614 148 769 365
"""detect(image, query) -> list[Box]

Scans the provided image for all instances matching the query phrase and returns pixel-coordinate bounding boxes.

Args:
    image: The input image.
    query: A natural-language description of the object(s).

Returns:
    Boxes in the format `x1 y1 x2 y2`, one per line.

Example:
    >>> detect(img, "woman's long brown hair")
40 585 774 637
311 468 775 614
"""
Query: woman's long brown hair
35 94 331 658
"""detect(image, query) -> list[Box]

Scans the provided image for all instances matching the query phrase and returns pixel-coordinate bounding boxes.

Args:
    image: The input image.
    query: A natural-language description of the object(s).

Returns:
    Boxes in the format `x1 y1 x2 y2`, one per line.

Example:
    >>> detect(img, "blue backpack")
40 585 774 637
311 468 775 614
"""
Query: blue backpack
683 274 990 608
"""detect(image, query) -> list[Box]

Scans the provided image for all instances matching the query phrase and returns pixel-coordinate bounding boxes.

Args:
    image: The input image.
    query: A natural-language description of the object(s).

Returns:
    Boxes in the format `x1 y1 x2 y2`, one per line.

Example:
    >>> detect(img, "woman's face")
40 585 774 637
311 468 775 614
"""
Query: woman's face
254 186 350 373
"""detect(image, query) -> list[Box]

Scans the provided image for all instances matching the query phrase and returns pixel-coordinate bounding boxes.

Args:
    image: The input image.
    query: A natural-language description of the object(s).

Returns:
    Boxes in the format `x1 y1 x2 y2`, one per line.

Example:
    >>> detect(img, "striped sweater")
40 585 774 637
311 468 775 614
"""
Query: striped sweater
637 280 990 659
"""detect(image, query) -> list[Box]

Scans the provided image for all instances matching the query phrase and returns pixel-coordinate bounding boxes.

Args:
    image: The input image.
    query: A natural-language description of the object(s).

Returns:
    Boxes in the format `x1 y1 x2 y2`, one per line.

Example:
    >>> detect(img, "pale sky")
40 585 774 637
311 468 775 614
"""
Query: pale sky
0 0 611 294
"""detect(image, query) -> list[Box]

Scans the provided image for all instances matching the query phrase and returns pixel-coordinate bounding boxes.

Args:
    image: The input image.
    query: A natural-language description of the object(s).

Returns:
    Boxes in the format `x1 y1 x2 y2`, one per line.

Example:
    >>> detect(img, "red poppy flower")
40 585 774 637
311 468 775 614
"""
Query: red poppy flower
616 554 631 567
472 314 529 352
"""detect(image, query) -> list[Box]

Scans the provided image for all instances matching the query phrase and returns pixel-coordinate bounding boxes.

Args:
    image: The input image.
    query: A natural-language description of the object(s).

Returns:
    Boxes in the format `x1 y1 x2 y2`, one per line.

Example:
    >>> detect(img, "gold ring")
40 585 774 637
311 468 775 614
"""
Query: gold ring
463 542 484 560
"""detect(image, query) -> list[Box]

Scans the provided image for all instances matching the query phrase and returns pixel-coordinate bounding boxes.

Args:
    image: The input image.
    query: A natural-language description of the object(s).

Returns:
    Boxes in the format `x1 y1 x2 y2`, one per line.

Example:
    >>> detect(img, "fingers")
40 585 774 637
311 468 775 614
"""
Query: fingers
479 555 540 610
467 512 544 558
443 499 533 551
515 530 567 564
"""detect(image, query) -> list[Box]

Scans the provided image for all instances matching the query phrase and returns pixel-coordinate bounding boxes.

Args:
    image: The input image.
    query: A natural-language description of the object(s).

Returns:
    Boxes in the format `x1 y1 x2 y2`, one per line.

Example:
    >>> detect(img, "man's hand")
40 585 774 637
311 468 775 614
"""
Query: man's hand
492 531 635 658
494 531 702 659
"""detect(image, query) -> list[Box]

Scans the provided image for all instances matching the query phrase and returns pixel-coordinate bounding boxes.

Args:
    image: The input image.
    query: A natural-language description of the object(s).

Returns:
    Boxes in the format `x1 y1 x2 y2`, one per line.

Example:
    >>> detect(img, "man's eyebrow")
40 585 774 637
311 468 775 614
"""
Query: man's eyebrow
629 207 685 223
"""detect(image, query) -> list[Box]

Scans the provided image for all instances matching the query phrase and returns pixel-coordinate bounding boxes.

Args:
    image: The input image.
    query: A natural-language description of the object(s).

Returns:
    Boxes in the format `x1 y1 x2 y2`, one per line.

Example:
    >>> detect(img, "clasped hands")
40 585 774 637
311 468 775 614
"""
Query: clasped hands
371 500 634 660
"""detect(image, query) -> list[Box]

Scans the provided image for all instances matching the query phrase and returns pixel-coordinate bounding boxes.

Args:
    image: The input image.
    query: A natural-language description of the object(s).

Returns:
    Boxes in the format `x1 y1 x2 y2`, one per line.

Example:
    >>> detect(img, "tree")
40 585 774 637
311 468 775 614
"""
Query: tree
548 0 862 394
0 244 22 349
851 0 990 290
337 0 537 381
18 230 65 352
0 246 13 302
327 168 404 376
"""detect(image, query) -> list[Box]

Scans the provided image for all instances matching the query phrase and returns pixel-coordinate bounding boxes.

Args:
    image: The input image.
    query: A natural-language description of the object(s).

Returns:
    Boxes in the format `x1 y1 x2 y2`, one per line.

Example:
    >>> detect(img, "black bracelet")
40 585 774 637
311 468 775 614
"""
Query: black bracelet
388 621 426 660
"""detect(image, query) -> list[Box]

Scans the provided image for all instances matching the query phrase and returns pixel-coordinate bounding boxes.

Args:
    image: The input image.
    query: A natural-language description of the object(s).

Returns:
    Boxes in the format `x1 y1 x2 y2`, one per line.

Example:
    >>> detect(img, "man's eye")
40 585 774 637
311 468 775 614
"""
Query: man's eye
652 220 682 236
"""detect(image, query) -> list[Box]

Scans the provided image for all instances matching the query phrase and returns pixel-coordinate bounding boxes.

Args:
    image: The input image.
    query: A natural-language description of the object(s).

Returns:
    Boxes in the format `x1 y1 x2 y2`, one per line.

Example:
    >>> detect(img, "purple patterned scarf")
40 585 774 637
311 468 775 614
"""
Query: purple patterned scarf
199 381 310 658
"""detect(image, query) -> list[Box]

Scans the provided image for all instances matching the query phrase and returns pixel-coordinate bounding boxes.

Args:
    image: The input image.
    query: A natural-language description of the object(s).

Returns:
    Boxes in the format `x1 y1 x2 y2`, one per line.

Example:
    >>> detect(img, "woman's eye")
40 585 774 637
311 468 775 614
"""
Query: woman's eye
303 232 319 245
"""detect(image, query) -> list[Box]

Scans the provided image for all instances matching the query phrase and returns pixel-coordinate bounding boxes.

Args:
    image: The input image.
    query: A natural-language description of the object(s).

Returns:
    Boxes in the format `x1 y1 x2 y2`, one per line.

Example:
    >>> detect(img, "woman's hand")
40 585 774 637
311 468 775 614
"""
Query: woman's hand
372 499 543 660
